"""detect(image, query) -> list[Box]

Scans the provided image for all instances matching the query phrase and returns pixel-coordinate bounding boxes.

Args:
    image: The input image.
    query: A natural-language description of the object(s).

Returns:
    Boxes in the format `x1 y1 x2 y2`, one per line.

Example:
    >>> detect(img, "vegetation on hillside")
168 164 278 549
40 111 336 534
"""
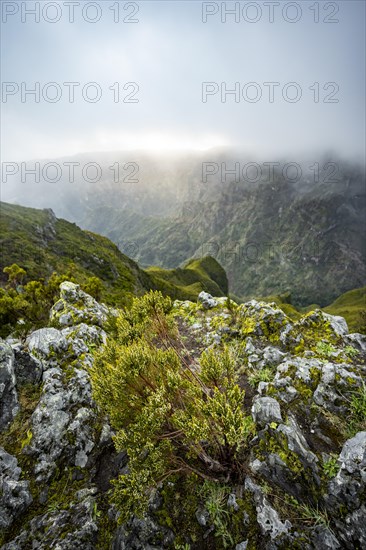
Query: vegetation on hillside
0 202 229 337
82 165 366 307
324 286 366 333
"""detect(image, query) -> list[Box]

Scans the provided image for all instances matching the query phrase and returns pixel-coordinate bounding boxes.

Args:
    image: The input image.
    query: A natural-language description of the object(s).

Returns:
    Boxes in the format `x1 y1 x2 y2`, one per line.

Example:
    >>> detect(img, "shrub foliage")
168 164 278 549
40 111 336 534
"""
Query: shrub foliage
91 291 254 523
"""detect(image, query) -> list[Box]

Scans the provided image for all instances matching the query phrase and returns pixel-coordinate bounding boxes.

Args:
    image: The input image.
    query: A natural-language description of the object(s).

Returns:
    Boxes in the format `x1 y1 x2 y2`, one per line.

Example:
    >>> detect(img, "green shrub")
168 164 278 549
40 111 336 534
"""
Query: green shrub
0 264 105 338
323 454 339 479
91 291 254 523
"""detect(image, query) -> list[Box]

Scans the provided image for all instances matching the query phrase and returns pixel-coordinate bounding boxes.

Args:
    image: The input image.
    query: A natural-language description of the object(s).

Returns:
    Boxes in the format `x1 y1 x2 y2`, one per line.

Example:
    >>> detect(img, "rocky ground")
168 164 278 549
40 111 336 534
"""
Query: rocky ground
1 283 365 549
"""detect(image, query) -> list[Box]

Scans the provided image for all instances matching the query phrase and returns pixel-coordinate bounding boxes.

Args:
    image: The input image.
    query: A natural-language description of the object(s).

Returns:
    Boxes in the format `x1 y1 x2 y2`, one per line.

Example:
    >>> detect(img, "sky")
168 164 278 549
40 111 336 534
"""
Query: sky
1 0 365 162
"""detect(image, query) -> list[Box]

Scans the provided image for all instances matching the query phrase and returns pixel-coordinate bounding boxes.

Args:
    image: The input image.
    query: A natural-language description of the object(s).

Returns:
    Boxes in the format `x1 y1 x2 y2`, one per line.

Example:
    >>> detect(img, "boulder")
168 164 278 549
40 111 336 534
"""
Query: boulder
27 327 67 369
251 397 283 427
13 348 42 387
50 282 109 327
0 447 32 529
0 340 19 432
198 291 218 309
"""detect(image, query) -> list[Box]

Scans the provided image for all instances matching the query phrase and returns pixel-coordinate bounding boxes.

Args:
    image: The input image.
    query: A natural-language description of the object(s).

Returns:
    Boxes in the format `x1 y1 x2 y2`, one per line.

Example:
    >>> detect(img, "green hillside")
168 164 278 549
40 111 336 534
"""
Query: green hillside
82 166 366 307
0 202 227 307
146 256 228 301
261 287 366 334
324 286 366 333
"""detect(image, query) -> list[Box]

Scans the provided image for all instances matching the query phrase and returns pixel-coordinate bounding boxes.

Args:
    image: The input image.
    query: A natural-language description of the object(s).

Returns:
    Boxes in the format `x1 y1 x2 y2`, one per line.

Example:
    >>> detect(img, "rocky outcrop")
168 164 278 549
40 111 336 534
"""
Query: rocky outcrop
325 432 366 548
1 488 99 550
0 447 32 530
198 291 218 309
0 341 19 432
50 281 109 327
0 283 118 548
1 288 365 549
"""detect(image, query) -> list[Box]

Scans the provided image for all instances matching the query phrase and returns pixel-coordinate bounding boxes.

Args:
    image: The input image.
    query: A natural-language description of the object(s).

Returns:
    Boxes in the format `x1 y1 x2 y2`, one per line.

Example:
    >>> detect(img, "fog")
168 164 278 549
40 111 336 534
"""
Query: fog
1 0 365 165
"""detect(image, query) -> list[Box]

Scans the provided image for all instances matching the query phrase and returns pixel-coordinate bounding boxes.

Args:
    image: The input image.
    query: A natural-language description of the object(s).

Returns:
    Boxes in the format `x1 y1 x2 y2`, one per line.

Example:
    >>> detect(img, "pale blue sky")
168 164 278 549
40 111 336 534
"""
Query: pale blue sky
1 0 365 161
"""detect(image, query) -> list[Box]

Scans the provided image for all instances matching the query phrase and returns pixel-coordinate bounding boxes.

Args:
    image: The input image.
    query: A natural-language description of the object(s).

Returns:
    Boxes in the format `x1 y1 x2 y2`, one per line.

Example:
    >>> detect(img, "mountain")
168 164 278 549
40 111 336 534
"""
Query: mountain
81 159 366 306
4 152 364 306
1 150 228 222
0 202 228 306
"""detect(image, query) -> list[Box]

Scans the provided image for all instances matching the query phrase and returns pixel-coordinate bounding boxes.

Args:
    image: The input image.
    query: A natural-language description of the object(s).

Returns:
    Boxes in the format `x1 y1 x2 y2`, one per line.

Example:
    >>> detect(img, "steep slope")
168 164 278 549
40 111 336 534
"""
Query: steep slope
146 256 228 301
82 163 366 306
325 286 366 333
0 202 227 305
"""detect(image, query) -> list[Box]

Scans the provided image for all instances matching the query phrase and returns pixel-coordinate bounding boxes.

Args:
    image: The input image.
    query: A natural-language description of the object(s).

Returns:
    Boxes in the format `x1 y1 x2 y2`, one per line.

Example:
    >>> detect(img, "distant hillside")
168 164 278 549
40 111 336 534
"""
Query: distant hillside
146 257 228 301
82 161 366 306
0 202 228 305
324 286 366 333
261 286 366 334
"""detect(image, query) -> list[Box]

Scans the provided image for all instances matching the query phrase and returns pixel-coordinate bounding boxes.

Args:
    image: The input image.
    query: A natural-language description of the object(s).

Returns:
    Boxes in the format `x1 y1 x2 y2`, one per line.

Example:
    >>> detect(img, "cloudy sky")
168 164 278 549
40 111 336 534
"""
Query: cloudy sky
1 0 365 161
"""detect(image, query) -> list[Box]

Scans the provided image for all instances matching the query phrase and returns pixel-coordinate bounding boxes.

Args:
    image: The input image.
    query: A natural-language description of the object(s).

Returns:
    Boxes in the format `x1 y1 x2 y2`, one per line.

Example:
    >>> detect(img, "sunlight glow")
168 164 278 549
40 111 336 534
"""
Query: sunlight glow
95 132 229 153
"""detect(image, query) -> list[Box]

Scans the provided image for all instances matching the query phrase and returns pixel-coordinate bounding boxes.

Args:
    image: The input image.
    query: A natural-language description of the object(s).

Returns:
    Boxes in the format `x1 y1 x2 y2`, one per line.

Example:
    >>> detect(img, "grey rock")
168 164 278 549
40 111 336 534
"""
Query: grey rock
236 542 248 550
252 397 283 427
50 282 109 327
275 357 323 386
239 301 291 340
258 381 269 395
13 348 43 387
112 515 174 549
337 504 366 548
198 291 218 309
323 313 348 336
30 366 97 482
327 432 366 516
2 491 98 549
0 447 32 529
245 337 256 355
343 333 366 353
250 452 304 501
0 340 19 432
61 323 107 356
277 416 319 475
245 477 291 540
196 506 210 526
313 363 362 414
338 431 366 475
310 526 341 549
260 346 286 367
274 356 362 413
227 493 239 511
27 327 67 368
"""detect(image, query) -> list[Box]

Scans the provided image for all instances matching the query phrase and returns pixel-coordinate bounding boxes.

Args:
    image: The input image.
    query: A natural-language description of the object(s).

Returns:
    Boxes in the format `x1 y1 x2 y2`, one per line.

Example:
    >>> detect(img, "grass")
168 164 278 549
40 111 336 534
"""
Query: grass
146 256 228 301
324 286 366 334
346 382 366 437
0 202 228 307
261 286 366 334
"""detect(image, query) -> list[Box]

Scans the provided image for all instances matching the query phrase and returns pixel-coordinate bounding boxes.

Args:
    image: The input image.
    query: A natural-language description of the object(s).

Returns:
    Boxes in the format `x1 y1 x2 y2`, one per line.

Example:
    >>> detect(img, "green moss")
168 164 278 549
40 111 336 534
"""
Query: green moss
256 427 317 496
0 384 42 459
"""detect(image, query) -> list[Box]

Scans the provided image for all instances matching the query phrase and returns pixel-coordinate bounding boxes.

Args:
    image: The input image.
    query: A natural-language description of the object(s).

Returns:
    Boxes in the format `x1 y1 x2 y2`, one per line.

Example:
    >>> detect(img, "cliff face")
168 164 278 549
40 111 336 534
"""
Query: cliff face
1 283 366 549
82 164 366 306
